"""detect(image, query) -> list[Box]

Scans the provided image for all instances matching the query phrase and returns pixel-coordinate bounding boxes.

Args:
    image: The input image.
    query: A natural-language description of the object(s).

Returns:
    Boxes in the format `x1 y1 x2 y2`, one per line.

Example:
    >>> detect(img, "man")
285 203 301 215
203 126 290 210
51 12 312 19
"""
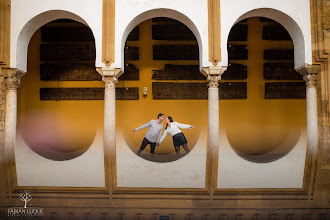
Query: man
133 113 165 155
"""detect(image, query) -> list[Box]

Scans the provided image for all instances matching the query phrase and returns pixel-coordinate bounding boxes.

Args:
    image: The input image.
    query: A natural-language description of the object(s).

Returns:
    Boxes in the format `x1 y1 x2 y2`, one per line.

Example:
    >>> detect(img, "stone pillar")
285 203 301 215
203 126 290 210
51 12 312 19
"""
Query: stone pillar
97 67 121 189
103 74 117 155
203 66 226 194
3 68 24 195
297 65 320 154
3 69 24 164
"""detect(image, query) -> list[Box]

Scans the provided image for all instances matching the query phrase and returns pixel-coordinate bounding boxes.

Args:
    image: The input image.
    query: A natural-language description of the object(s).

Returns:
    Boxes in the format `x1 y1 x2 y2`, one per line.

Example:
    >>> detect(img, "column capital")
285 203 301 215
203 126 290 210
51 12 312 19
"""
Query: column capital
202 66 227 88
296 64 320 89
303 74 318 88
102 75 118 89
3 68 25 90
96 67 121 89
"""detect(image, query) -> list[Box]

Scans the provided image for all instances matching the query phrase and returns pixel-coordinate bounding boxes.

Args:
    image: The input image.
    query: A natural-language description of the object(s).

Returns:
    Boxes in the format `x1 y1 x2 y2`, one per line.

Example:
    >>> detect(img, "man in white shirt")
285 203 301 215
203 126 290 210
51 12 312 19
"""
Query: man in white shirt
133 113 165 155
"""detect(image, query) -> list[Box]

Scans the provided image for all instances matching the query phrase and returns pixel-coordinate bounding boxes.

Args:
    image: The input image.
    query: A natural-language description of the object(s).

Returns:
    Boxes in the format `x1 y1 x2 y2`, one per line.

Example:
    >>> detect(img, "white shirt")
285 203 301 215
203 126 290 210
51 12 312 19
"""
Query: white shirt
159 122 192 144
135 119 163 143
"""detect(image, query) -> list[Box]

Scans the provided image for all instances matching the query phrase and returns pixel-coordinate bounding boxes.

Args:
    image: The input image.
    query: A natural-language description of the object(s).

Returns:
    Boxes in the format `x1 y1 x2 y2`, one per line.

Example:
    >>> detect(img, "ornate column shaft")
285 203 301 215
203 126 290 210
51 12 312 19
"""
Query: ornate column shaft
297 65 320 154
203 66 226 194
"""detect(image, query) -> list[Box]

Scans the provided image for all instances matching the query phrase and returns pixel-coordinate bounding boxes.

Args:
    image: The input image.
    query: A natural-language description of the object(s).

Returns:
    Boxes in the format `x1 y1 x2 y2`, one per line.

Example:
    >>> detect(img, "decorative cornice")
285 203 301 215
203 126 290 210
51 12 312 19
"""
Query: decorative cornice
102 0 115 67
208 0 221 66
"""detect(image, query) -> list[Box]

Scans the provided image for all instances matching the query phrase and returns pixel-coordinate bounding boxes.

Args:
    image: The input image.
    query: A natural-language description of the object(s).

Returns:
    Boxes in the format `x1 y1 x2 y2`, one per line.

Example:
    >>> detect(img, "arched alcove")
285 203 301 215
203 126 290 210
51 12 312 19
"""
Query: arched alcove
222 8 310 69
121 8 204 72
117 17 205 163
222 17 306 163
17 18 102 161
15 10 97 72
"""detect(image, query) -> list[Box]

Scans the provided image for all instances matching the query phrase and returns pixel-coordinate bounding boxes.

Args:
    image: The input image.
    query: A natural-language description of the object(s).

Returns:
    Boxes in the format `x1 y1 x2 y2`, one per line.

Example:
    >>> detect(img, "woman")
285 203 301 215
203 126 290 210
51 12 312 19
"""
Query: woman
159 116 194 156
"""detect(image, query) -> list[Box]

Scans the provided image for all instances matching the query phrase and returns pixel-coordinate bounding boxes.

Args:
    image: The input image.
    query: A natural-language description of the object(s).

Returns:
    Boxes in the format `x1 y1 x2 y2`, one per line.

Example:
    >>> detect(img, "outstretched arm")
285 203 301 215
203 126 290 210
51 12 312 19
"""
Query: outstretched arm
175 122 193 129
158 129 167 144
133 120 152 131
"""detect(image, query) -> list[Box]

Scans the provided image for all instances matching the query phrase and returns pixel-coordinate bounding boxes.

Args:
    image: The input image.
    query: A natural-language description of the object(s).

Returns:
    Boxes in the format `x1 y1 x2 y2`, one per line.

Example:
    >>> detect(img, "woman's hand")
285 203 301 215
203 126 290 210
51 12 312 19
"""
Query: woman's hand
190 126 195 129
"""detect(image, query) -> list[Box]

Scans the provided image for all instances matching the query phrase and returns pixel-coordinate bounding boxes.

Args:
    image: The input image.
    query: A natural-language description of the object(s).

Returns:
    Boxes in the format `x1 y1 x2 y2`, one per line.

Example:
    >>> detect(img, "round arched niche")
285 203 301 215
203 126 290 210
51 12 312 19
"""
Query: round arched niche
222 8 311 70
222 17 306 163
18 18 100 161
121 9 204 72
118 17 205 163
15 10 94 73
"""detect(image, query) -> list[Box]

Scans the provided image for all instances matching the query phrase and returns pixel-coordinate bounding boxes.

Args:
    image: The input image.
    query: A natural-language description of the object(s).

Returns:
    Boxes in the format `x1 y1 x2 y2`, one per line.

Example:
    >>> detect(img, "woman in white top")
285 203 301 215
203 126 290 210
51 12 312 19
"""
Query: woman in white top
159 116 194 156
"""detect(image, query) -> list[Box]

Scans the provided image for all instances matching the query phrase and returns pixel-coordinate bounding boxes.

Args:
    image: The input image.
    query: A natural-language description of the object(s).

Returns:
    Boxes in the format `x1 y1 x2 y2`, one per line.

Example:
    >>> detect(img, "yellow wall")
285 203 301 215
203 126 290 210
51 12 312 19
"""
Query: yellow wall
224 18 306 156
18 17 306 161
18 28 104 159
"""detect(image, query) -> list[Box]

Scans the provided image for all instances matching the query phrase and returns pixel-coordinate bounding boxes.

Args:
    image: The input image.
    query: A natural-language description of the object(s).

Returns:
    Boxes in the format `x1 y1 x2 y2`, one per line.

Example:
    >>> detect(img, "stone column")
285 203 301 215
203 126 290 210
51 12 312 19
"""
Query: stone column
297 65 320 154
203 66 226 194
3 68 24 194
97 67 121 189
3 69 24 165
103 74 117 155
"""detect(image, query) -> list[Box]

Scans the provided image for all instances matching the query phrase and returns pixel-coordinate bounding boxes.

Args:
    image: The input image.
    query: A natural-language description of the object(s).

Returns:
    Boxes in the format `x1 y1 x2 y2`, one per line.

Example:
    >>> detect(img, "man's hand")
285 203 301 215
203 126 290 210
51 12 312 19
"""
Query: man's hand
190 126 195 129
132 129 136 132
156 143 160 147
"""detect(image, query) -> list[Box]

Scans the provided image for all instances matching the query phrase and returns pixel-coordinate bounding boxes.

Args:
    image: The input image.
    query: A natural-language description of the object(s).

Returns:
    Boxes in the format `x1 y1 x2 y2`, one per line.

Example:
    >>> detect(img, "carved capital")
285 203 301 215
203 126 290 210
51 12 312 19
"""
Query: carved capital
3 68 25 90
303 74 318 88
96 67 121 89
202 66 227 88
207 75 221 88
6 76 20 90
102 75 118 89
296 64 320 89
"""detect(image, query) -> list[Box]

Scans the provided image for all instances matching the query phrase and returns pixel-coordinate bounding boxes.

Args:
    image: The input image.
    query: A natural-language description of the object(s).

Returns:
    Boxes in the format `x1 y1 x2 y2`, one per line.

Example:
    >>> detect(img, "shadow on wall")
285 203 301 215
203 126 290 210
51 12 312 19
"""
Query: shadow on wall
19 110 96 161
227 127 302 163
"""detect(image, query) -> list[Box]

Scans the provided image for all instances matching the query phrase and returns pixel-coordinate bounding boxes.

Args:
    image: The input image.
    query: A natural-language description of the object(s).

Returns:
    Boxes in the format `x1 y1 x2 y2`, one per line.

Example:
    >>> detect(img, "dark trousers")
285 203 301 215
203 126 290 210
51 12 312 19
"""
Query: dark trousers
137 138 156 155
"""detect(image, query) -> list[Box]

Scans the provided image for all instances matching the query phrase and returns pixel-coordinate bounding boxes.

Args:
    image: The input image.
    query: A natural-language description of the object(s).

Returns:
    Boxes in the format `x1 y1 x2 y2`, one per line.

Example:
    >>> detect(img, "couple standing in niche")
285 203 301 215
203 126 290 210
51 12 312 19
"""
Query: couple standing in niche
132 113 194 156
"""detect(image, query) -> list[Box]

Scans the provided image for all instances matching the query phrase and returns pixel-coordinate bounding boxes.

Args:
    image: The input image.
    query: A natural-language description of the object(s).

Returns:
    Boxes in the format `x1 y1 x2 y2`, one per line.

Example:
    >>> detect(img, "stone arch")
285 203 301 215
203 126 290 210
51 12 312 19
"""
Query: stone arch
120 8 203 73
224 8 311 69
15 10 97 72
